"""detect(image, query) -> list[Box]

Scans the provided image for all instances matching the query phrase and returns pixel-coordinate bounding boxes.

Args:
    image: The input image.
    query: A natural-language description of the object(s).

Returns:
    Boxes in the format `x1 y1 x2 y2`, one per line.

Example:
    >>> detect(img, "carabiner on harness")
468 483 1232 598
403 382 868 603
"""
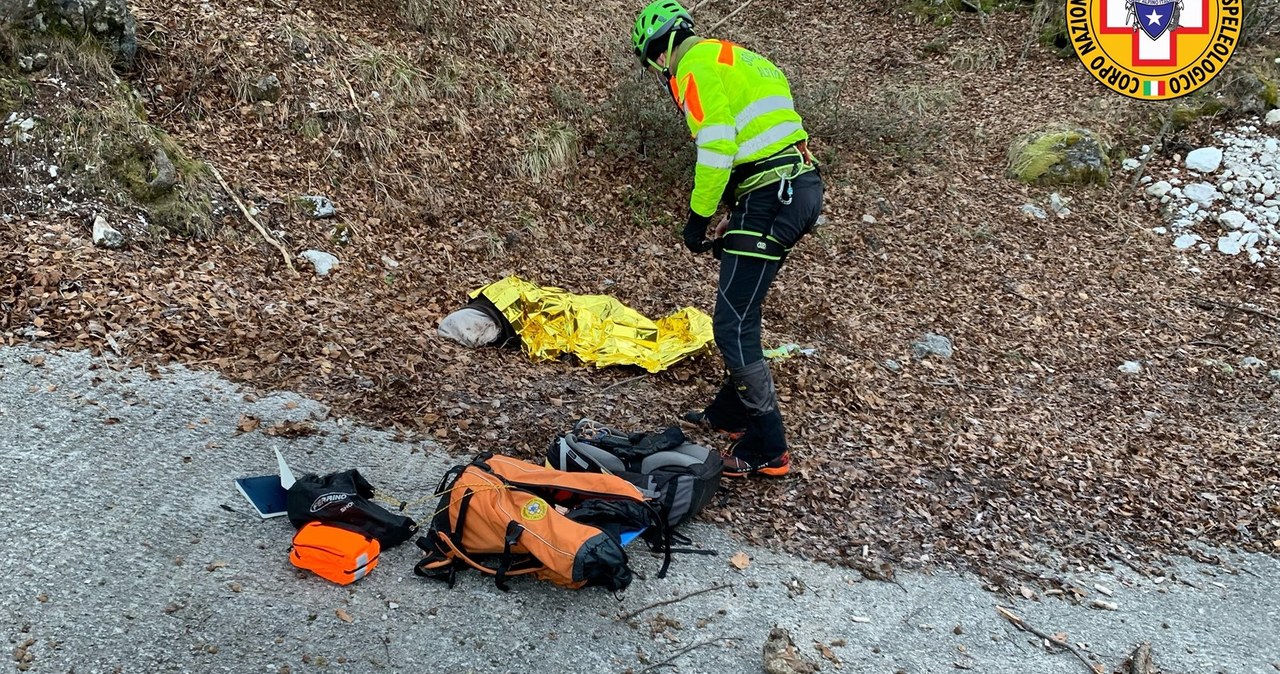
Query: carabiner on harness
777 178 793 206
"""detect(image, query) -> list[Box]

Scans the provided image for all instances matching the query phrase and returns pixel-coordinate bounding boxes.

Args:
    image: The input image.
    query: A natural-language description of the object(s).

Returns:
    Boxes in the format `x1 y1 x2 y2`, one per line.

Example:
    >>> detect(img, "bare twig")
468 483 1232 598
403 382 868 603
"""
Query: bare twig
1128 114 1172 192
208 165 297 275
926 379 996 391
636 635 729 674
1191 296 1280 324
707 0 760 32
996 606 1101 673
1187 339 1240 352
602 373 649 393
618 583 733 622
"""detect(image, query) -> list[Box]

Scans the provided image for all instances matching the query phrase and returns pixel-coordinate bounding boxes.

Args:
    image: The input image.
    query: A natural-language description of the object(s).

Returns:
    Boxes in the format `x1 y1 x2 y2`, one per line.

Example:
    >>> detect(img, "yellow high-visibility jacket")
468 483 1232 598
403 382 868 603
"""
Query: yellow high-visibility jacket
671 39 809 217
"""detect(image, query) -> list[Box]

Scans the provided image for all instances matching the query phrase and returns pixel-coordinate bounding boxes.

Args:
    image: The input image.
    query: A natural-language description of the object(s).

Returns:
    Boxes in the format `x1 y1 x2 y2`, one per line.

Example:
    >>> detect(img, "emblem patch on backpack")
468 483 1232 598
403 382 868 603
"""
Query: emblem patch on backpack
520 497 550 521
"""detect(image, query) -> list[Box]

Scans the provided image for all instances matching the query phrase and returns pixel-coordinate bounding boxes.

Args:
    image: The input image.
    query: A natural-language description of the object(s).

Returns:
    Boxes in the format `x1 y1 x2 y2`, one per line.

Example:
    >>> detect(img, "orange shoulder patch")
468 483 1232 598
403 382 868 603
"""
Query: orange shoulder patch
716 40 735 66
680 74 703 124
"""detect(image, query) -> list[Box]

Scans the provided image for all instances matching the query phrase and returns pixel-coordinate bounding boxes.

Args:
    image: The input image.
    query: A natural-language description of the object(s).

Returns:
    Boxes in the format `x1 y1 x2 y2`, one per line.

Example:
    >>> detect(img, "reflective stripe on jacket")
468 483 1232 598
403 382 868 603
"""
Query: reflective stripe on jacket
673 39 809 217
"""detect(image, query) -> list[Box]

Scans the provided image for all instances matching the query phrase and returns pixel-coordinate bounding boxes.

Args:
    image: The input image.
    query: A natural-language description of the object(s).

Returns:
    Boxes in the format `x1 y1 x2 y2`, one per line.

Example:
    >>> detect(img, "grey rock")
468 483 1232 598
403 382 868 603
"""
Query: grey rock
1216 72 1277 116
911 333 953 360
17 51 50 73
1269 369 1280 382
247 74 282 103
1007 128 1111 186
883 359 902 373
1119 360 1143 374
1240 356 1267 368
91 215 123 249
299 194 335 219
299 249 339 276
1021 204 1048 220
3 0 139 68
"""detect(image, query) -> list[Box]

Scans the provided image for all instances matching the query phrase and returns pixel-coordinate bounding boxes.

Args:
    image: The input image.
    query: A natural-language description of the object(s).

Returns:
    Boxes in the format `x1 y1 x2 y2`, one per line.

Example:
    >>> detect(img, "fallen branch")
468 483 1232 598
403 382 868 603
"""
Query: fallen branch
208 165 297 275
602 373 649 394
1191 296 1280 324
996 606 1101 673
637 635 729 674
707 0 760 32
1128 114 1172 193
618 583 733 622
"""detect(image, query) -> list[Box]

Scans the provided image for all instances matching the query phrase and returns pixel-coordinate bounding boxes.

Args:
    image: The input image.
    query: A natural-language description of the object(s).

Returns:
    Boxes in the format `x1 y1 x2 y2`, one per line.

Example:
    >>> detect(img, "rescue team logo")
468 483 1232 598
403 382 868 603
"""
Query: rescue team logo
520 497 549 522
1067 0 1241 100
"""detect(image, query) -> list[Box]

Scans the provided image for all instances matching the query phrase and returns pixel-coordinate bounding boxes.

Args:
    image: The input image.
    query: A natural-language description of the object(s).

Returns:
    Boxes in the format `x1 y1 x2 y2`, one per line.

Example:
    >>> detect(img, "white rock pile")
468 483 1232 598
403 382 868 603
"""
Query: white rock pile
1139 117 1280 266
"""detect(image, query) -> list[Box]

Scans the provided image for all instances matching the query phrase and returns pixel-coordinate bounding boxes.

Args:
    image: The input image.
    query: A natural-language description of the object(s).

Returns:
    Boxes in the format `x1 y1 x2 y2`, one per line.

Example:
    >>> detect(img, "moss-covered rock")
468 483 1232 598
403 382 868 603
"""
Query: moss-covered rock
1007 128 1112 186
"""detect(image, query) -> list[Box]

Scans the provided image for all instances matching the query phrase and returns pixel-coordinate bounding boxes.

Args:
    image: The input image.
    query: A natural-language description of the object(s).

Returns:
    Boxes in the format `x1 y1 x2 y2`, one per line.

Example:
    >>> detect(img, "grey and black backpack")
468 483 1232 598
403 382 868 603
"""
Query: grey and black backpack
546 419 722 529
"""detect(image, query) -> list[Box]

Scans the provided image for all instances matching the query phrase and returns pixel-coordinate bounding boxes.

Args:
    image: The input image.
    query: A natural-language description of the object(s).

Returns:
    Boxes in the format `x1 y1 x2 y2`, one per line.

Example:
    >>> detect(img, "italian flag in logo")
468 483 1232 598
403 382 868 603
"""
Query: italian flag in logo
1143 80 1166 96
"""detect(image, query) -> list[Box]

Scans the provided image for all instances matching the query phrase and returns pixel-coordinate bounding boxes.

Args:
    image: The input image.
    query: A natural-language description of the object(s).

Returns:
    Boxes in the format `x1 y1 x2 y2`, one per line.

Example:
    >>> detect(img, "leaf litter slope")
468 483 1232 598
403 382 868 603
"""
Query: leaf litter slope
1 0 1276 584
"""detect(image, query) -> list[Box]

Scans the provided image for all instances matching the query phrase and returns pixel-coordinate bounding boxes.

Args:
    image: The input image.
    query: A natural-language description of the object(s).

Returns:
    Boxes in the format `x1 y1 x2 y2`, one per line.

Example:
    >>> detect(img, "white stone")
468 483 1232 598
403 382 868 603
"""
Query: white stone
1021 204 1048 220
1146 180 1173 198
299 250 339 276
1173 233 1200 249
1220 180 1235 193
1266 109 1280 126
1186 147 1223 173
1263 182 1276 197
1243 222 1260 233
1217 233 1243 255
1219 210 1248 230
1140 144 1151 155
1152 226 1167 235
91 215 124 249
1182 182 1220 205
1184 203 1199 214
862 214 877 224
1256 193 1267 204
1122 158 1141 171
1119 361 1142 374
1140 176 1153 185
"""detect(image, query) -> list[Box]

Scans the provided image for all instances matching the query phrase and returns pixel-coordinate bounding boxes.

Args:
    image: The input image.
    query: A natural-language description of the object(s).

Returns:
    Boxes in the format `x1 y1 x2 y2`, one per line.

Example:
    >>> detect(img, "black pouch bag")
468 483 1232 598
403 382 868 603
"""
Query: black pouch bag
286 469 416 548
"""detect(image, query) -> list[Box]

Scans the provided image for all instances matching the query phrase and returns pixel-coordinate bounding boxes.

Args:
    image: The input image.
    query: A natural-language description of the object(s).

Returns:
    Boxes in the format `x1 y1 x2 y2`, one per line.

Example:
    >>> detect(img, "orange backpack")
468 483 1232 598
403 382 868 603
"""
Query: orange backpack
290 521 380 585
414 453 665 591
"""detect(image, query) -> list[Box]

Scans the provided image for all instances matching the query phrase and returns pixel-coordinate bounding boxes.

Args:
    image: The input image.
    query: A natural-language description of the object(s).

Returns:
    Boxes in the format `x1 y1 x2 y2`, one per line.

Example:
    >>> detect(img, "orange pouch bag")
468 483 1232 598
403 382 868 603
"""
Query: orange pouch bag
290 522 380 585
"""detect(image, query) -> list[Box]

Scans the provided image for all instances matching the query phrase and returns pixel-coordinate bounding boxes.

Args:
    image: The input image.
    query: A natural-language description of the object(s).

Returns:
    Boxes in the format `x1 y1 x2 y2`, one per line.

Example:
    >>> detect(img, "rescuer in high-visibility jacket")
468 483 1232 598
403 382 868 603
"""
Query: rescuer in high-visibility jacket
631 0 825 478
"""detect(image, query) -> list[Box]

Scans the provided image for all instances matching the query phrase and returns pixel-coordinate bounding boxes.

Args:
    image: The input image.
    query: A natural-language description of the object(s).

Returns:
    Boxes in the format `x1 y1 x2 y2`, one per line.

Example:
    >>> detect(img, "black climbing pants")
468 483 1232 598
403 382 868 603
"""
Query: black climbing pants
705 169 824 465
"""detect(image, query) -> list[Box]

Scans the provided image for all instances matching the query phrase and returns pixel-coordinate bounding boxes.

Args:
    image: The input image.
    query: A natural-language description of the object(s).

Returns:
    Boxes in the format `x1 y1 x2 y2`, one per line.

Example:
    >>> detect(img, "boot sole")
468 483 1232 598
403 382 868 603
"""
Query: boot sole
722 464 790 478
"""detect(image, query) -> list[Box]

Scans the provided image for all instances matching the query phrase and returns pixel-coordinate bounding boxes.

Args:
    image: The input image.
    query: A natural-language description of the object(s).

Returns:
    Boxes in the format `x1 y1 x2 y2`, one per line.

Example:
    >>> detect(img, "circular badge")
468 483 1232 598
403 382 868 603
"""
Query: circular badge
520 497 549 521
1067 0 1241 100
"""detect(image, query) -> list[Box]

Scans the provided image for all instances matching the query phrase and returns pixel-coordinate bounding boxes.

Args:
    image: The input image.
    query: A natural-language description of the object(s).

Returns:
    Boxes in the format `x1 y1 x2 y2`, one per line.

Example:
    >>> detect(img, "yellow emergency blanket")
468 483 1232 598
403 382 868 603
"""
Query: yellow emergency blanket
472 276 713 373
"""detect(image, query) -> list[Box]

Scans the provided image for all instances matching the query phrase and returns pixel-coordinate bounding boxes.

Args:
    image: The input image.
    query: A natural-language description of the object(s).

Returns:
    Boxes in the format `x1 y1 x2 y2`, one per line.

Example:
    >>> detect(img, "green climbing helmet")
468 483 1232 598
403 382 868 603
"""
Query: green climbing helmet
631 0 693 65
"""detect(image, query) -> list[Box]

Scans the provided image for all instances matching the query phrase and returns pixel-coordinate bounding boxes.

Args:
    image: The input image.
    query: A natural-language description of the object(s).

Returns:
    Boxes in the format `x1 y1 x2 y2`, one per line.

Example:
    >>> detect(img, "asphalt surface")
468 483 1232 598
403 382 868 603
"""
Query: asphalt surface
1 346 1277 674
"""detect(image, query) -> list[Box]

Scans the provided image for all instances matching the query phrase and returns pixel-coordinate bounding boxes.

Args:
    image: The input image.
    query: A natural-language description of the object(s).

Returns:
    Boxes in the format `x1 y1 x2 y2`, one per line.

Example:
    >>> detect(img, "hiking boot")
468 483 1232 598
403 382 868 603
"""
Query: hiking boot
721 452 790 478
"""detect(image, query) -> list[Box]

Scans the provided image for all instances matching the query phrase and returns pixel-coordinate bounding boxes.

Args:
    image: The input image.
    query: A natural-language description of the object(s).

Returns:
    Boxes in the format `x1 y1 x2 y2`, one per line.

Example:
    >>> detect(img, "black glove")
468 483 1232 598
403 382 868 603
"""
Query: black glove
682 211 714 254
